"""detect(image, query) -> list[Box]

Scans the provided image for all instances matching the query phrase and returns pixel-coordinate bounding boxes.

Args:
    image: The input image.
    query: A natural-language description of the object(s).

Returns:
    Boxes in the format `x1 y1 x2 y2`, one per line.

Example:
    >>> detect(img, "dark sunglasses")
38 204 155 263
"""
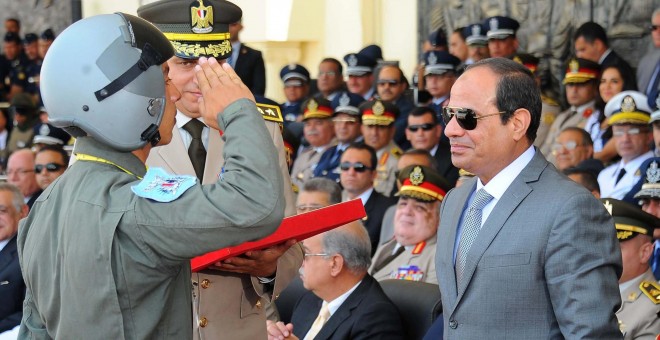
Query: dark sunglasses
407 123 435 132
35 163 65 173
339 162 373 172
650 25 660 31
441 106 506 131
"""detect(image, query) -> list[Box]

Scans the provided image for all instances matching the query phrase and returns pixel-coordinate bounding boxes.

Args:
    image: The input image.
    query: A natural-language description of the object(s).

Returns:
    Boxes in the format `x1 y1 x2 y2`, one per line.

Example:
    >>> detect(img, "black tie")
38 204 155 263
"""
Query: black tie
615 168 626 185
182 119 207 181
373 245 406 273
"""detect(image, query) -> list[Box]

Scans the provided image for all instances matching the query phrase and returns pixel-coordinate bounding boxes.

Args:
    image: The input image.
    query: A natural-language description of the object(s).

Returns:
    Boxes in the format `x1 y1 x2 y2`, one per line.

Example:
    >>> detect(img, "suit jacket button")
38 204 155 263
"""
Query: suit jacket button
200 279 210 289
449 320 458 329
198 317 208 328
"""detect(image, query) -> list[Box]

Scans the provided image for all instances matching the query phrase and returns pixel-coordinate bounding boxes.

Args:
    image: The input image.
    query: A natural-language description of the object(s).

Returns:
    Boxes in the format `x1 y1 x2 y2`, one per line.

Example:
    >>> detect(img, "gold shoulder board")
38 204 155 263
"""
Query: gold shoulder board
541 94 559 107
640 281 660 304
391 147 403 158
256 103 284 123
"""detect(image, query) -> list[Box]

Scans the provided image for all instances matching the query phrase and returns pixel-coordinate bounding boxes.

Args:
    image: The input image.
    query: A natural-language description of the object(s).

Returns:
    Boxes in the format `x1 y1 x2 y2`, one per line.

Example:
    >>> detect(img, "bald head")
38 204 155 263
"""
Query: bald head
7 149 40 199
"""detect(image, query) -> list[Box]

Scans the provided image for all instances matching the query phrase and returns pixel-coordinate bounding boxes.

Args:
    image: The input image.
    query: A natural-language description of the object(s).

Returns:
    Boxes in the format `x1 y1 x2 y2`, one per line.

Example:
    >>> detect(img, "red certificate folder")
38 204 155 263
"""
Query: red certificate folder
191 199 367 272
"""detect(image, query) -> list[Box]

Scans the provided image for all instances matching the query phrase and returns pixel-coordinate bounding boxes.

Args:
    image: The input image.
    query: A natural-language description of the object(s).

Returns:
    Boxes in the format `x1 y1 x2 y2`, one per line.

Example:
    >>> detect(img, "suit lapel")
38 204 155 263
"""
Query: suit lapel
203 128 224 184
297 296 322 337
0 236 17 272
453 152 546 308
156 126 196 176
316 277 372 340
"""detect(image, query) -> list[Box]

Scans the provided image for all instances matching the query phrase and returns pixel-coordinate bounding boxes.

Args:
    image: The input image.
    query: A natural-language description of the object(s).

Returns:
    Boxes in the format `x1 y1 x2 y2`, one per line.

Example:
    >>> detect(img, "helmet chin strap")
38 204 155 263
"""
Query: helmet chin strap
141 124 161 146
94 42 166 102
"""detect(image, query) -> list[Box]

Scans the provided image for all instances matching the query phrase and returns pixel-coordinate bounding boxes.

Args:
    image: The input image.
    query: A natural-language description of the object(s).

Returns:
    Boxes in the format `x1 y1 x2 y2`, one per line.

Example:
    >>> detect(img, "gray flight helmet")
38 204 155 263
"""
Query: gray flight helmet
40 13 174 151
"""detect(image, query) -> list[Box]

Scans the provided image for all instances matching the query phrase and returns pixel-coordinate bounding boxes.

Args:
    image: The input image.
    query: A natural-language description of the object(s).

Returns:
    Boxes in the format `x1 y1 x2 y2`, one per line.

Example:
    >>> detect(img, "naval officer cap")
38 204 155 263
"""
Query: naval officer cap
138 0 241 60
40 28 55 41
463 23 487 46
4 32 21 44
423 51 460 76
344 45 382 76
634 157 660 201
428 28 447 48
484 16 520 40
604 91 652 126
280 63 310 86
601 198 659 242
24 33 38 44
331 91 365 117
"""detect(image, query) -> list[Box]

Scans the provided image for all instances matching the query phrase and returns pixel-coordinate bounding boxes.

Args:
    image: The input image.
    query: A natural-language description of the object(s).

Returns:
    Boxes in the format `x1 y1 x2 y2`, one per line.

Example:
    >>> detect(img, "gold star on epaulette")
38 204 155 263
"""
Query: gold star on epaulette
640 281 660 304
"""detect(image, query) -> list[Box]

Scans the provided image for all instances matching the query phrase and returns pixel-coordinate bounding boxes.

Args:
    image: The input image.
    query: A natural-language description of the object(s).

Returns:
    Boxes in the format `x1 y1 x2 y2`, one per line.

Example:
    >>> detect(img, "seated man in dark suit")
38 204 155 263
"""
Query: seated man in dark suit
266 221 404 340
0 183 28 333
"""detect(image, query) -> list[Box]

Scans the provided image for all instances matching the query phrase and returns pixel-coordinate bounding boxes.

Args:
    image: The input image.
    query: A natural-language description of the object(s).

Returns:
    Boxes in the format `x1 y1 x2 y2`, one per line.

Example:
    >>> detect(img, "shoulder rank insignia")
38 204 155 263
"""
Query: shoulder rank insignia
391 146 403 158
256 102 284 124
131 167 197 202
640 280 660 304
541 94 559 107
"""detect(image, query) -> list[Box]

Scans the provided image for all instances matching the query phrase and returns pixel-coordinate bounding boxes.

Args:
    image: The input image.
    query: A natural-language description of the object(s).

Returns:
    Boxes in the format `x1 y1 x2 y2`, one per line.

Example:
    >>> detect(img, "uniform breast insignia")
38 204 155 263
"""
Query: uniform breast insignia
132 167 197 202
391 265 424 281
640 281 660 304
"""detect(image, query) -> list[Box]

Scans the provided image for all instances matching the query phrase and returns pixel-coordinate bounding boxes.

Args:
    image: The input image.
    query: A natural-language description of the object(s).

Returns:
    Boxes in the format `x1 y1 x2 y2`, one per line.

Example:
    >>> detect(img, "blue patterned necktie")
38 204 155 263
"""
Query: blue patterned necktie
455 188 493 286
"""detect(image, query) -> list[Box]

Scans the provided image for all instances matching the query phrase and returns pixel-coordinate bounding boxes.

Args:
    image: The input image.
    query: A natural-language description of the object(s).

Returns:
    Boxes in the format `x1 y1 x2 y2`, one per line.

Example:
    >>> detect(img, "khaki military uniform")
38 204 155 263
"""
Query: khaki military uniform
617 269 660 340
369 236 437 284
290 144 335 191
533 95 561 148
539 101 596 163
374 141 402 197
17 100 285 339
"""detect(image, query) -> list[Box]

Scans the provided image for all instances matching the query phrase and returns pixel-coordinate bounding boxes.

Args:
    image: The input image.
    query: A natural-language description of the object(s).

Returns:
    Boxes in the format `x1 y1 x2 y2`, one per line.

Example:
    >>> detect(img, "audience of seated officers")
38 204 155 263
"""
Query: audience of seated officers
267 221 405 340
369 165 450 284
313 92 365 183
339 142 397 255
601 198 660 339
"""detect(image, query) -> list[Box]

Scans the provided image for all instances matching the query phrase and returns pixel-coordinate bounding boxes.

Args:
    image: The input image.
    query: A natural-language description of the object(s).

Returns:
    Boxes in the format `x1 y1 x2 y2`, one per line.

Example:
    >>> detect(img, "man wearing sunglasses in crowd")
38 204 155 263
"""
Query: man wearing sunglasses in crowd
339 142 397 255
33 145 67 190
359 99 402 197
435 57 621 339
598 91 655 200
405 106 458 187
376 64 414 150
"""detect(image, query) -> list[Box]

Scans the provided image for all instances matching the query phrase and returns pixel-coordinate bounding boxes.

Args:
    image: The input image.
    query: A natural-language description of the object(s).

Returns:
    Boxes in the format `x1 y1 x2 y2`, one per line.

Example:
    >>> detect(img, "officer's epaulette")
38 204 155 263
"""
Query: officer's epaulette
256 103 284 124
411 241 426 255
291 183 299 194
391 146 403 158
640 280 660 304
541 94 559 107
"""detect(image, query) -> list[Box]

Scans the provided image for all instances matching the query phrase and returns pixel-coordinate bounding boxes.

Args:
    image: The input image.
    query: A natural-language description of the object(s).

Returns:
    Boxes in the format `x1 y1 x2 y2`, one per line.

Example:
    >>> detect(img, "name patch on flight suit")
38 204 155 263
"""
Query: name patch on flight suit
132 167 197 202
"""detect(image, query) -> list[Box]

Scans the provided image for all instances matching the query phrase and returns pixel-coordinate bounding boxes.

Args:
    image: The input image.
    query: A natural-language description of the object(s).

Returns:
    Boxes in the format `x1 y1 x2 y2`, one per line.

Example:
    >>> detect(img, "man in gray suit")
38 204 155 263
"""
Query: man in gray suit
435 58 623 339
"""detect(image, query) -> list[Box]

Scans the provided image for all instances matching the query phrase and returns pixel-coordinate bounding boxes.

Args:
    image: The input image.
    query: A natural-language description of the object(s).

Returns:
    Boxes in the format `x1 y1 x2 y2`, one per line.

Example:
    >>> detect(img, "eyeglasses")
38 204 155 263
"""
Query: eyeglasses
35 163 65 173
441 106 506 130
339 162 373 172
650 25 660 31
407 123 435 132
551 141 580 152
332 117 358 124
612 127 645 137
6 169 34 176
377 79 400 86
303 252 329 259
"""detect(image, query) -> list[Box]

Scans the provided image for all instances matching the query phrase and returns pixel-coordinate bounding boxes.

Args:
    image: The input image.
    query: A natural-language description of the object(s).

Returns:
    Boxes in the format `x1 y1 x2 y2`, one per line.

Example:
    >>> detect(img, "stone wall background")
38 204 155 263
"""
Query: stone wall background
419 0 660 101
0 0 73 40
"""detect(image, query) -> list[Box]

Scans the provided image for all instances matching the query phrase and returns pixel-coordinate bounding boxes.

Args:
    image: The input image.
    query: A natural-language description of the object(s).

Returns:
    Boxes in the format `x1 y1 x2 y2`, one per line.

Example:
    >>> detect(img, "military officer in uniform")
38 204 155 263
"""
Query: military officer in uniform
512 53 561 148
344 44 381 100
369 165 450 284
601 198 660 339
138 1 302 339
540 58 600 161
17 12 285 339
290 97 336 190
359 99 402 197
279 63 310 140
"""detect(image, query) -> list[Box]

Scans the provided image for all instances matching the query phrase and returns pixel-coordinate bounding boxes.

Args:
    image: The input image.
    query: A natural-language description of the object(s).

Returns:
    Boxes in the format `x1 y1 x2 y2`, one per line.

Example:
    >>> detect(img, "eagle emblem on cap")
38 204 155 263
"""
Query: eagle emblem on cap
621 95 636 113
603 200 613 215
513 56 522 65
410 166 424 186
39 124 50 136
471 25 482 36
190 0 214 34
339 93 350 107
647 161 660 184
307 99 318 112
427 52 438 65
569 59 579 74
489 17 499 30
288 63 296 70
373 101 385 116
347 54 358 67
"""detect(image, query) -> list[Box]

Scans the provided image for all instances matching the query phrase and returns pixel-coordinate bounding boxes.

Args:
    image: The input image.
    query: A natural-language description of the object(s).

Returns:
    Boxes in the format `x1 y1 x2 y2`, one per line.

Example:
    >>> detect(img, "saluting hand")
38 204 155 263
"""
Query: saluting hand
194 57 255 130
